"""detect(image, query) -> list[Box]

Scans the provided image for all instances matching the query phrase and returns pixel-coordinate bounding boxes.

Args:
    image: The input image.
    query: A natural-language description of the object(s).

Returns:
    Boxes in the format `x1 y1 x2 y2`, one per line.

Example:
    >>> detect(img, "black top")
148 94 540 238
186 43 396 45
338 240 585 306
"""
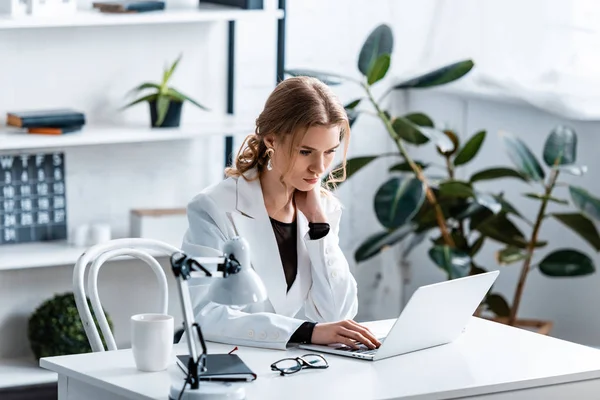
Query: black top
269 218 298 292
269 217 331 344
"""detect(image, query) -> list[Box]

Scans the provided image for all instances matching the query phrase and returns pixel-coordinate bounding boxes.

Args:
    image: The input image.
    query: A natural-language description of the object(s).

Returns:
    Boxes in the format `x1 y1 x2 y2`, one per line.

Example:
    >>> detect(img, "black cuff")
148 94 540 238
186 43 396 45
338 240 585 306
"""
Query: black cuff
289 321 317 344
308 222 330 240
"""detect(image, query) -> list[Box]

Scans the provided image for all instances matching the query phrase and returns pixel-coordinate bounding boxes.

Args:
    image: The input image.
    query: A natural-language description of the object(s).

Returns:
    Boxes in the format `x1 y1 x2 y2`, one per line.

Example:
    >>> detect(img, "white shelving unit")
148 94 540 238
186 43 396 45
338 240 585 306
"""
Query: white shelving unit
0 3 284 30
0 357 57 389
0 3 285 393
0 113 255 150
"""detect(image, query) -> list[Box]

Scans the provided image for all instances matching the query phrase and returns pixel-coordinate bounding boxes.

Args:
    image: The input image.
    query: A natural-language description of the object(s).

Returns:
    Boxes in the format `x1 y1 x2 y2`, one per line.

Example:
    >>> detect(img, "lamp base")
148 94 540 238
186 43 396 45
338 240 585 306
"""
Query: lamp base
169 381 246 400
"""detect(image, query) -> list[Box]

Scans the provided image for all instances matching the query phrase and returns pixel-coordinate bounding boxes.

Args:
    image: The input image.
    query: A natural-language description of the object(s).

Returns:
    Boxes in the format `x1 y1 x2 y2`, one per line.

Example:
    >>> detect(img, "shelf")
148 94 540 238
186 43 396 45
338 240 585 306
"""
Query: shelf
0 4 284 30
0 357 56 389
0 240 172 271
0 113 255 151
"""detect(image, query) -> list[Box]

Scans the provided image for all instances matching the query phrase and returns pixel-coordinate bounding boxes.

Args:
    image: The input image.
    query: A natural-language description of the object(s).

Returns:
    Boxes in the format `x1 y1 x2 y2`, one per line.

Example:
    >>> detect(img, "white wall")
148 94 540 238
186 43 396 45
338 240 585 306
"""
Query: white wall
0 0 401 359
397 89 600 346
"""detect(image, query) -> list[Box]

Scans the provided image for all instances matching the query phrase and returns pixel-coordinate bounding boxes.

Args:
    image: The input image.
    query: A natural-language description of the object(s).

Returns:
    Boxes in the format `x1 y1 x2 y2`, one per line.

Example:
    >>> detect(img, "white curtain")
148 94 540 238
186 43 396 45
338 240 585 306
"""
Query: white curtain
391 0 600 120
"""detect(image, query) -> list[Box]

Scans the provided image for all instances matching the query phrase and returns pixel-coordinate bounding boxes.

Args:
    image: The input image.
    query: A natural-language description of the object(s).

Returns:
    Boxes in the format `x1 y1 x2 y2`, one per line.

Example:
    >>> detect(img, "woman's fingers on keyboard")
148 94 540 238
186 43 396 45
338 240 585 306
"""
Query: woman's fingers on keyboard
346 320 381 347
340 327 376 349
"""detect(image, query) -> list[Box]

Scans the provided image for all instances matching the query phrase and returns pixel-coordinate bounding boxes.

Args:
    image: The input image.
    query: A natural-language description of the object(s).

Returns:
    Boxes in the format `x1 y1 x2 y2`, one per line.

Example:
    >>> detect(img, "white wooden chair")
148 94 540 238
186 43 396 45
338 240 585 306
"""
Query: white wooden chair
72 238 180 352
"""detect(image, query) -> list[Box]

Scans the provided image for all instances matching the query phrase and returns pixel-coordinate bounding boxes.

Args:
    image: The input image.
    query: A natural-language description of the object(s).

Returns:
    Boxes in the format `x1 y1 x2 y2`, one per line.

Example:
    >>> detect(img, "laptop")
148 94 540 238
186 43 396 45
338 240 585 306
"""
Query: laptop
299 270 499 361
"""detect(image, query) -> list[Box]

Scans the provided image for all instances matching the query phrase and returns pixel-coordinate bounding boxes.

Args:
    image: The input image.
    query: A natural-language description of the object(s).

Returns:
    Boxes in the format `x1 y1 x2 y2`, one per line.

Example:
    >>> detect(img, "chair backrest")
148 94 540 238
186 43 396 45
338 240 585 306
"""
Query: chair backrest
73 238 181 352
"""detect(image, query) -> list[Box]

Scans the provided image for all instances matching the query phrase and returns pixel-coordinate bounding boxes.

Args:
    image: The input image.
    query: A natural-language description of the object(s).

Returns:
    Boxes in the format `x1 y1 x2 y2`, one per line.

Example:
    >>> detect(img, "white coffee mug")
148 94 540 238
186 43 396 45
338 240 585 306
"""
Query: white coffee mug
131 313 174 372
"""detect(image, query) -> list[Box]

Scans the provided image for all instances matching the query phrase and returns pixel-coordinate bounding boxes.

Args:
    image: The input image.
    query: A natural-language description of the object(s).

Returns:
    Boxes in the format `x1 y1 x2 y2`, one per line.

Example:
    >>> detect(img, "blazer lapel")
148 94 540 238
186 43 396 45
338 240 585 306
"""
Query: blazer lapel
230 172 288 315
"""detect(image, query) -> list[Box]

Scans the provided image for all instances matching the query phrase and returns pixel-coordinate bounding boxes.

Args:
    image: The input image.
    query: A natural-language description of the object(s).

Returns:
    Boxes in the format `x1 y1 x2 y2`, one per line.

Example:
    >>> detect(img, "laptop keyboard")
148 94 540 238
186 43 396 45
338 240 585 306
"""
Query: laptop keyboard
337 343 380 355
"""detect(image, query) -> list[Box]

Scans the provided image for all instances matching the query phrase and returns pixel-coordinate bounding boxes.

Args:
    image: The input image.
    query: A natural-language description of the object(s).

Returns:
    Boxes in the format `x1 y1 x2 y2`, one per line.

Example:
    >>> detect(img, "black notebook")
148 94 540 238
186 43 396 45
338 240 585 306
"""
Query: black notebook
176 354 257 382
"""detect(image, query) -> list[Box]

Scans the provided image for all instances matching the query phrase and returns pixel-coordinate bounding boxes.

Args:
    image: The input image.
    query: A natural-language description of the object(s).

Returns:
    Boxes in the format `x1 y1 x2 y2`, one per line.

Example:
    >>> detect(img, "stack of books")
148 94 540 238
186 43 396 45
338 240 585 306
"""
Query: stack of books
6 109 86 135
92 1 166 13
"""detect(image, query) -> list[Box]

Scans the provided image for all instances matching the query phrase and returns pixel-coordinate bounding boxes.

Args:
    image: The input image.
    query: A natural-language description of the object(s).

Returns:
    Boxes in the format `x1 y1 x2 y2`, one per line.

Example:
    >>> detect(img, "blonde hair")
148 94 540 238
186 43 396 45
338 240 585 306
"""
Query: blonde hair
225 76 350 189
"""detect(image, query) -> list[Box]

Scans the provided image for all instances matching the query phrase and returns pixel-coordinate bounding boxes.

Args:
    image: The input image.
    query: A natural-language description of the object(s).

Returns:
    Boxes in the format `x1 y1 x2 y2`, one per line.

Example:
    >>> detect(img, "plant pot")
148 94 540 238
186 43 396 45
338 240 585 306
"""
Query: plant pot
149 99 183 128
484 316 553 335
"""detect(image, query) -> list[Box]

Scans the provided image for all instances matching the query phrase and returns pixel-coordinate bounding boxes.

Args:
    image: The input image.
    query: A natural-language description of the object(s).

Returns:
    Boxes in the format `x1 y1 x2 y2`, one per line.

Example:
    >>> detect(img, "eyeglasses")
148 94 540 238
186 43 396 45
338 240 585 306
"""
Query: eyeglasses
270 353 329 376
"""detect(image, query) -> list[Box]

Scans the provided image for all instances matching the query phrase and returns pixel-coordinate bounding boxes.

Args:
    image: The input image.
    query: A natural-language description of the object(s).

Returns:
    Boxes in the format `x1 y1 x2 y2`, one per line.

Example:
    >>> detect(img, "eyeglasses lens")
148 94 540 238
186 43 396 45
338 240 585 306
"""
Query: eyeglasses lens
275 359 302 374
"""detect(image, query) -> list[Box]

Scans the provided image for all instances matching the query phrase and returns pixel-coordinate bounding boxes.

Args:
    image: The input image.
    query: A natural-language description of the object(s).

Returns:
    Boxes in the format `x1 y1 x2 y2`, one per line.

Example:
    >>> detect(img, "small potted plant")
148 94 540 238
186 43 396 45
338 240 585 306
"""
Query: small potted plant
28 292 112 359
123 54 209 128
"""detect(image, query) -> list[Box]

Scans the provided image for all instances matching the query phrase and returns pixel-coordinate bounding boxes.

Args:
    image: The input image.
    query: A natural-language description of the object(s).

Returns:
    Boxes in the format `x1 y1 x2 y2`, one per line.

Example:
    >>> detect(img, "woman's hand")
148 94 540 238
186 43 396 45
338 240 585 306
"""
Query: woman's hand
295 186 327 223
311 320 382 349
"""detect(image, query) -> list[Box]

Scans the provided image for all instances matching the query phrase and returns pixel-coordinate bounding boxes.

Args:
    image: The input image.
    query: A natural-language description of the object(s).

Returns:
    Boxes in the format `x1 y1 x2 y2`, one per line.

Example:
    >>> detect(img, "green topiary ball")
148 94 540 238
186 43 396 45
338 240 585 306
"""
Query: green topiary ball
28 292 113 360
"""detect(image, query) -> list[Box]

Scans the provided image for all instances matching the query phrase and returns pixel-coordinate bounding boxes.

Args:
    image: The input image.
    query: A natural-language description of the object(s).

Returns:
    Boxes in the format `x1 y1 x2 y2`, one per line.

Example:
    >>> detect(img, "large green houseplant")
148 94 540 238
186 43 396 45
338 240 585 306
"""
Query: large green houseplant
287 24 600 331
489 126 600 329
123 54 209 128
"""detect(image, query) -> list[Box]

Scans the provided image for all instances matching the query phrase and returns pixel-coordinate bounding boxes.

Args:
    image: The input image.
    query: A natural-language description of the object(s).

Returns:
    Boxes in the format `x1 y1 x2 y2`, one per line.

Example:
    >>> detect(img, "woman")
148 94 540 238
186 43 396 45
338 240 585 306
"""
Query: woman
181 76 380 351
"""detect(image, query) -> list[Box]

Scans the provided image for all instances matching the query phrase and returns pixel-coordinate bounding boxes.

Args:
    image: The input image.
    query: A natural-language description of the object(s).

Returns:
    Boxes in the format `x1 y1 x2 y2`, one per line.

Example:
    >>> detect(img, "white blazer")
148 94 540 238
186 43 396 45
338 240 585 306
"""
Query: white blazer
181 169 358 350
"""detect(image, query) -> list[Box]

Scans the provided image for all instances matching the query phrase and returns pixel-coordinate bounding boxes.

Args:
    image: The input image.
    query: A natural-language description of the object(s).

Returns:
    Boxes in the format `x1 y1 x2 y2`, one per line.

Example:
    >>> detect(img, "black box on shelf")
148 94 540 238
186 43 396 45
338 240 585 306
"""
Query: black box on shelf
201 0 263 9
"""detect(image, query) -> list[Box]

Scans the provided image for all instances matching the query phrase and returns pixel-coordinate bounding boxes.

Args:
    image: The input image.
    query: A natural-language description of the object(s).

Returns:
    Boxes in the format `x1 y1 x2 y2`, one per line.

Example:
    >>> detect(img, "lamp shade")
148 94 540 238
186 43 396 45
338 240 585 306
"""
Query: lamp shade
208 268 267 306
207 237 267 306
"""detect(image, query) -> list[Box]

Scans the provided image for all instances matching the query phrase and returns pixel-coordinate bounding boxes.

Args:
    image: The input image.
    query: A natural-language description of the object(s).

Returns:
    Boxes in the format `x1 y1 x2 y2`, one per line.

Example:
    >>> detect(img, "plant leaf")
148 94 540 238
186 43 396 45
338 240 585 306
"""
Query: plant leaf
285 69 345 85
543 125 577 167
496 246 527 265
389 161 429 172
121 93 158 110
346 108 359 127
355 224 415 262
431 230 469 252
470 263 487 275
367 54 390 85
473 213 531 249
345 98 363 109
418 127 455 153
358 24 394 77
470 167 528 183
453 130 486 166
539 249 595 277
167 88 209 110
524 193 568 205
155 95 170 127
128 82 161 94
163 53 182 86
494 193 525 219
551 213 600 251
439 180 473 198
500 131 545 182
326 155 379 188
428 245 471 279
393 59 474 89
569 186 600 221
485 293 511 317
374 177 425 229
474 192 502 214
391 117 429 145
470 235 485 256
404 112 434 128
436 130 460 156
559 165 587 176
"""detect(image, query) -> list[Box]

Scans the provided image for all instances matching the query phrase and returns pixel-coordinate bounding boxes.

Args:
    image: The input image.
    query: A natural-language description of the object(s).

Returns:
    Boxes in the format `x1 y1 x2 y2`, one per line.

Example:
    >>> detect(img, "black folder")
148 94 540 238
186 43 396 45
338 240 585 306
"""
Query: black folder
176 354 257 382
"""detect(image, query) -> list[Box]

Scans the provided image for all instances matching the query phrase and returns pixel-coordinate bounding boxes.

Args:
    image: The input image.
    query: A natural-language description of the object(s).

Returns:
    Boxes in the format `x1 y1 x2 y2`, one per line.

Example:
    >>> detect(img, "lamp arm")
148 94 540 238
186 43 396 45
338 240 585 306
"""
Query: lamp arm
170 252 240 391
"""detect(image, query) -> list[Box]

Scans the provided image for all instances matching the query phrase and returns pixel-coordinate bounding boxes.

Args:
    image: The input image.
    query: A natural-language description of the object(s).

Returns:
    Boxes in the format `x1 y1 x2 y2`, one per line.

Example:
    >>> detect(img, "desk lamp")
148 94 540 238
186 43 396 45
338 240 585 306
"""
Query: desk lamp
168 237 267 400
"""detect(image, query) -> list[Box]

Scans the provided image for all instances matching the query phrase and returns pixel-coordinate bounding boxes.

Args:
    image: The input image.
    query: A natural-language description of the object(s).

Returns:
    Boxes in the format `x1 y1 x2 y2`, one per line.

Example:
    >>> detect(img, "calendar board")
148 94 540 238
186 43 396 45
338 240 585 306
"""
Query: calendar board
0 152 67 245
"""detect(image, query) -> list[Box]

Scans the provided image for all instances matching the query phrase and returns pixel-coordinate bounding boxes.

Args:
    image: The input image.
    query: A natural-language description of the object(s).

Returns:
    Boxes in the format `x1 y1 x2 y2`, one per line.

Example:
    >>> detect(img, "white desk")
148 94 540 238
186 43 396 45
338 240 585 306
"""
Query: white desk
40 317 600 400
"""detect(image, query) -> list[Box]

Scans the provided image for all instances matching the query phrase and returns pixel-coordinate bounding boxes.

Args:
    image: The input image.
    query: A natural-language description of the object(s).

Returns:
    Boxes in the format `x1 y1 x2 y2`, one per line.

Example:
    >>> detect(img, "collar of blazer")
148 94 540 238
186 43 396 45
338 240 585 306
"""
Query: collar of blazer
229 169 312 315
